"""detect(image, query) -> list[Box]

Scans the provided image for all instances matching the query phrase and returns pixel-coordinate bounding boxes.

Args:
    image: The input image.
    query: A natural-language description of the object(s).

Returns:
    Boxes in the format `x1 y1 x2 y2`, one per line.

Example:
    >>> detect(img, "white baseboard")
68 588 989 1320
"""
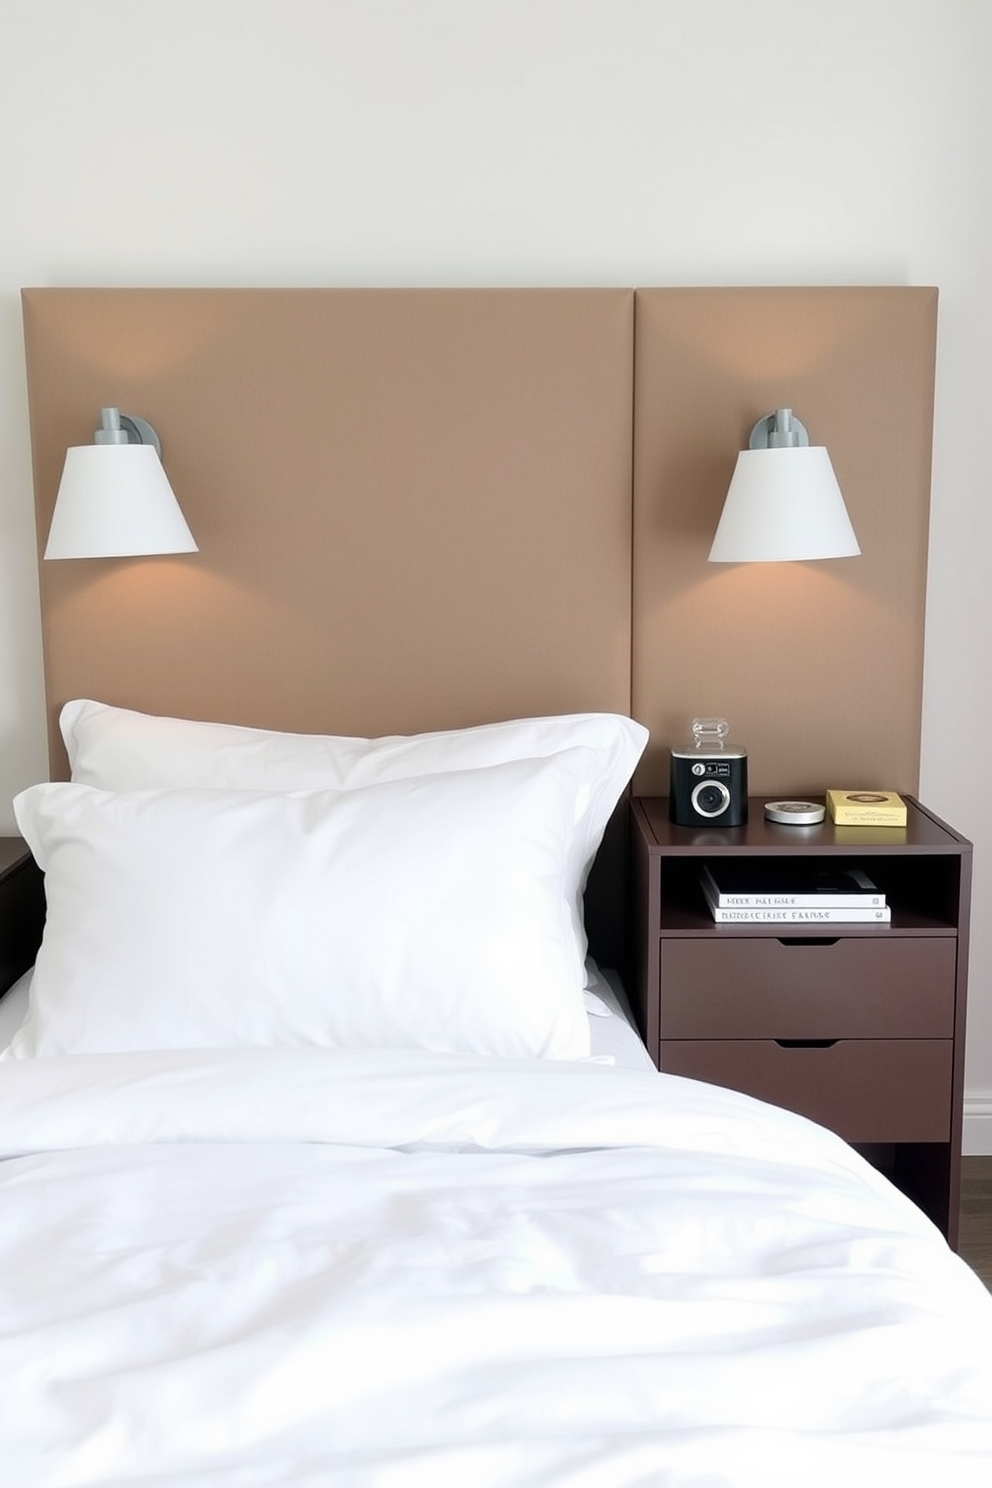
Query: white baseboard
963 1092 992 1155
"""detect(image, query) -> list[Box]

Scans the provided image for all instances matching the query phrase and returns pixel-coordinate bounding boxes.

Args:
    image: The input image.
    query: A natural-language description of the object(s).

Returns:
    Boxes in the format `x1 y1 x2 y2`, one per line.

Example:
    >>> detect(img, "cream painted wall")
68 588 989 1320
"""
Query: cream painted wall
2 0 991 1142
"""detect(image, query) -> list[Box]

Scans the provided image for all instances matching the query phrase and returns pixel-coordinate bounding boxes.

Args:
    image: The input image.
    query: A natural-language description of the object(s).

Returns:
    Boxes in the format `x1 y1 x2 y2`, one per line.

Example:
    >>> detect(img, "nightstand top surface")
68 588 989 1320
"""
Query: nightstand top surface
633 796 971 855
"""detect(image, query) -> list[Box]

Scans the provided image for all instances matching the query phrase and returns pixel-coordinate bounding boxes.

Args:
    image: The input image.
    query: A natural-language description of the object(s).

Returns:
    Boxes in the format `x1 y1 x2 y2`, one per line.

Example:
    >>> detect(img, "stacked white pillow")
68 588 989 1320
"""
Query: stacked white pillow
10 701 647 1061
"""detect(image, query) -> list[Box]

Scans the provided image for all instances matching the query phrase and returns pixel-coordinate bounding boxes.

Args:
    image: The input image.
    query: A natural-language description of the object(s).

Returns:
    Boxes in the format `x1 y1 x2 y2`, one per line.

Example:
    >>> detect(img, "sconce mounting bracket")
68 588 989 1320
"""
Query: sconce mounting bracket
116 413 161 456
93 407 163 456
748 410 810 450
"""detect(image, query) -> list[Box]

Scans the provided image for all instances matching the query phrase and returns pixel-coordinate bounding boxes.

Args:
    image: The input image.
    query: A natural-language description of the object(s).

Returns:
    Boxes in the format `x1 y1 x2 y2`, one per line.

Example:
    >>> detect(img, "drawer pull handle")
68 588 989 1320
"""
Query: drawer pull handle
775 1038 838 1049
777 937 840 948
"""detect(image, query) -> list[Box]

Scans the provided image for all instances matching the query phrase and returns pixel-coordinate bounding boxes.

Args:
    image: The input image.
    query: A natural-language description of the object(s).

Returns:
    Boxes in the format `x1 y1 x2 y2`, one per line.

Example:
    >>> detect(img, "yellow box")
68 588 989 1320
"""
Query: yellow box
826 789 908 826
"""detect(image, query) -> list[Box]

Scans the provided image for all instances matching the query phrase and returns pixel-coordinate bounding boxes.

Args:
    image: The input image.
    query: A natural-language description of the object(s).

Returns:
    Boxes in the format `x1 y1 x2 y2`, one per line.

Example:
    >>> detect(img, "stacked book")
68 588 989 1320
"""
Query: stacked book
700 863 890 924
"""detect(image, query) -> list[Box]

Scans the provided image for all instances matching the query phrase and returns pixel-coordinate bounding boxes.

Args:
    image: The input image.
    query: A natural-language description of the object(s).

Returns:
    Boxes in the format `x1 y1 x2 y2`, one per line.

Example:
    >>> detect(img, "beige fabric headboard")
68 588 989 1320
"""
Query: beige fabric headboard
23 284 937 801
23 288 636 776
632 286 938 796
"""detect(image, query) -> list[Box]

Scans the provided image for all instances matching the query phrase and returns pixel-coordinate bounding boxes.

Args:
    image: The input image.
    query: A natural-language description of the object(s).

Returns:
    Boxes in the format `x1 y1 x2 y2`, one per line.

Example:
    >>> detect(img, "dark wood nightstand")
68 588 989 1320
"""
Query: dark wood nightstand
630 796 972 1246
0 838 45 998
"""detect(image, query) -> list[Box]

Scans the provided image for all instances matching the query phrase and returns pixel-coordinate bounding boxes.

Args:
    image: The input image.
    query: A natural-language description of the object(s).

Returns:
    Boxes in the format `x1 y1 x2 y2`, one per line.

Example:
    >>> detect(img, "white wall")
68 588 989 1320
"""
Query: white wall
2 0 991 1142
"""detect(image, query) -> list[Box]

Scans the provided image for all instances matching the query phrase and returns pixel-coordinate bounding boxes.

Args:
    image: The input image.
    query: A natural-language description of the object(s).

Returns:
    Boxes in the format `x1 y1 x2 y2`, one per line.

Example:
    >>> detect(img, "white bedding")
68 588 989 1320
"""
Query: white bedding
0 961 656 1072
2 1042 990 1487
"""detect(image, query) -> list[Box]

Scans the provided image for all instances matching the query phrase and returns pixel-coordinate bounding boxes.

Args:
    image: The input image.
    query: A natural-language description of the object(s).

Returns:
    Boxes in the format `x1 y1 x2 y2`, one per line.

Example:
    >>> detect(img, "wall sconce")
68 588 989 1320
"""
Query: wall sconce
708 408 860 563
44 408 198 560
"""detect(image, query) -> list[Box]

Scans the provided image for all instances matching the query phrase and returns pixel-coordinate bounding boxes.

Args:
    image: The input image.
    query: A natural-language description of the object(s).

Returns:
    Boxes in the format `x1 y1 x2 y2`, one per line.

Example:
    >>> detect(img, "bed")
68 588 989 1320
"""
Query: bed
3 286 989 1484
1 700 991 1486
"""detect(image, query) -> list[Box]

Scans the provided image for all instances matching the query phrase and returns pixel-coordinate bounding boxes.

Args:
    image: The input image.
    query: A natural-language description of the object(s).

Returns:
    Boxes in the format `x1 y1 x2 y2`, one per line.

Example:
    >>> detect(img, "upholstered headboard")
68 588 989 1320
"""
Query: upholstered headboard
631 287 937 797
21 285 938 959
22 289 636 759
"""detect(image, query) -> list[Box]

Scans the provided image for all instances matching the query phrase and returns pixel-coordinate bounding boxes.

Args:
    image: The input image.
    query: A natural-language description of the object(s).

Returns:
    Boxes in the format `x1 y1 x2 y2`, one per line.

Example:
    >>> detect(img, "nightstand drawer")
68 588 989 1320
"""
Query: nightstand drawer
661 1038 952 1142
659 937 955 1040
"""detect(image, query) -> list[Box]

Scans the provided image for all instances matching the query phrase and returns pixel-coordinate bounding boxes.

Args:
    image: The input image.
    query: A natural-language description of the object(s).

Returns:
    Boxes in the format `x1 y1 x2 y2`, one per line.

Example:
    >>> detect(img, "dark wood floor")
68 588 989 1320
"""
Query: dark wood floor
959 1156 992 1289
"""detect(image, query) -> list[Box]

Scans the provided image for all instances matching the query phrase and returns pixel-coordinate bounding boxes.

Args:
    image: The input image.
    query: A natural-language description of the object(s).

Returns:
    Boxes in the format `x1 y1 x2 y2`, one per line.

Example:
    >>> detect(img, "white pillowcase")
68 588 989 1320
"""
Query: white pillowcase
60 700 648 971
11 752 597 1061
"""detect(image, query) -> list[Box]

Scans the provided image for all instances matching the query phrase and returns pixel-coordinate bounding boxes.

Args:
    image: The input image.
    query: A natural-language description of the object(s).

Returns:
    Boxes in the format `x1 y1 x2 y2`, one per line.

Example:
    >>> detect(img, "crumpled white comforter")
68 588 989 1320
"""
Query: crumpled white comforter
1 1046 990 1487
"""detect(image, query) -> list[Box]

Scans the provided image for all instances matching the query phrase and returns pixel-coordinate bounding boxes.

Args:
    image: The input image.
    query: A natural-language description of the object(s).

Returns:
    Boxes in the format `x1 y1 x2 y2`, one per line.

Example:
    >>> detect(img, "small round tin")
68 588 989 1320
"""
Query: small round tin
764 799 826 826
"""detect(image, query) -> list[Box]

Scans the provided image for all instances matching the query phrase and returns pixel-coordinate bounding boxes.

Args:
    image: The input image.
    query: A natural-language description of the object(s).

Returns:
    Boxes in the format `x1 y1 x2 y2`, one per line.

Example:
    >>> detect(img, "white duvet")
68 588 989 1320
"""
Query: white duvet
1 1047 990 1487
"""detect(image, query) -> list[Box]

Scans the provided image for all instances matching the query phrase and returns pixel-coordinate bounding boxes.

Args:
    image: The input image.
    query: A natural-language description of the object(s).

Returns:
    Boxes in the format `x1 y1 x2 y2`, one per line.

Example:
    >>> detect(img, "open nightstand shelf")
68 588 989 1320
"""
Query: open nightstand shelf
630 795 972 1246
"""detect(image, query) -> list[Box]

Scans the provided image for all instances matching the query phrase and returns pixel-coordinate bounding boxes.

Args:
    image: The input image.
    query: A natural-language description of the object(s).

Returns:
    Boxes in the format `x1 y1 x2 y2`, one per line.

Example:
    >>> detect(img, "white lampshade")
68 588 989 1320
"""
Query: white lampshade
708 444 860 563
45 443 198 560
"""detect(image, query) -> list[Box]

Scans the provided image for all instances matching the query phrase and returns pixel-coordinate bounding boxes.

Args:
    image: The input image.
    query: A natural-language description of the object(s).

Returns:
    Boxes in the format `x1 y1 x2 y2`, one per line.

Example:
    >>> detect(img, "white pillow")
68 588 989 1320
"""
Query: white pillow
61 700 648 971
11 752 596 1061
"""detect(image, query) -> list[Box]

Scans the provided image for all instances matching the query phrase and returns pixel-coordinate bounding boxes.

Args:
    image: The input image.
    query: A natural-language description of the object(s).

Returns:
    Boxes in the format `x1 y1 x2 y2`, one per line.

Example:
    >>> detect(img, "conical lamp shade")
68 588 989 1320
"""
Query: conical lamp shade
45 444 198 559
709 445 860 563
